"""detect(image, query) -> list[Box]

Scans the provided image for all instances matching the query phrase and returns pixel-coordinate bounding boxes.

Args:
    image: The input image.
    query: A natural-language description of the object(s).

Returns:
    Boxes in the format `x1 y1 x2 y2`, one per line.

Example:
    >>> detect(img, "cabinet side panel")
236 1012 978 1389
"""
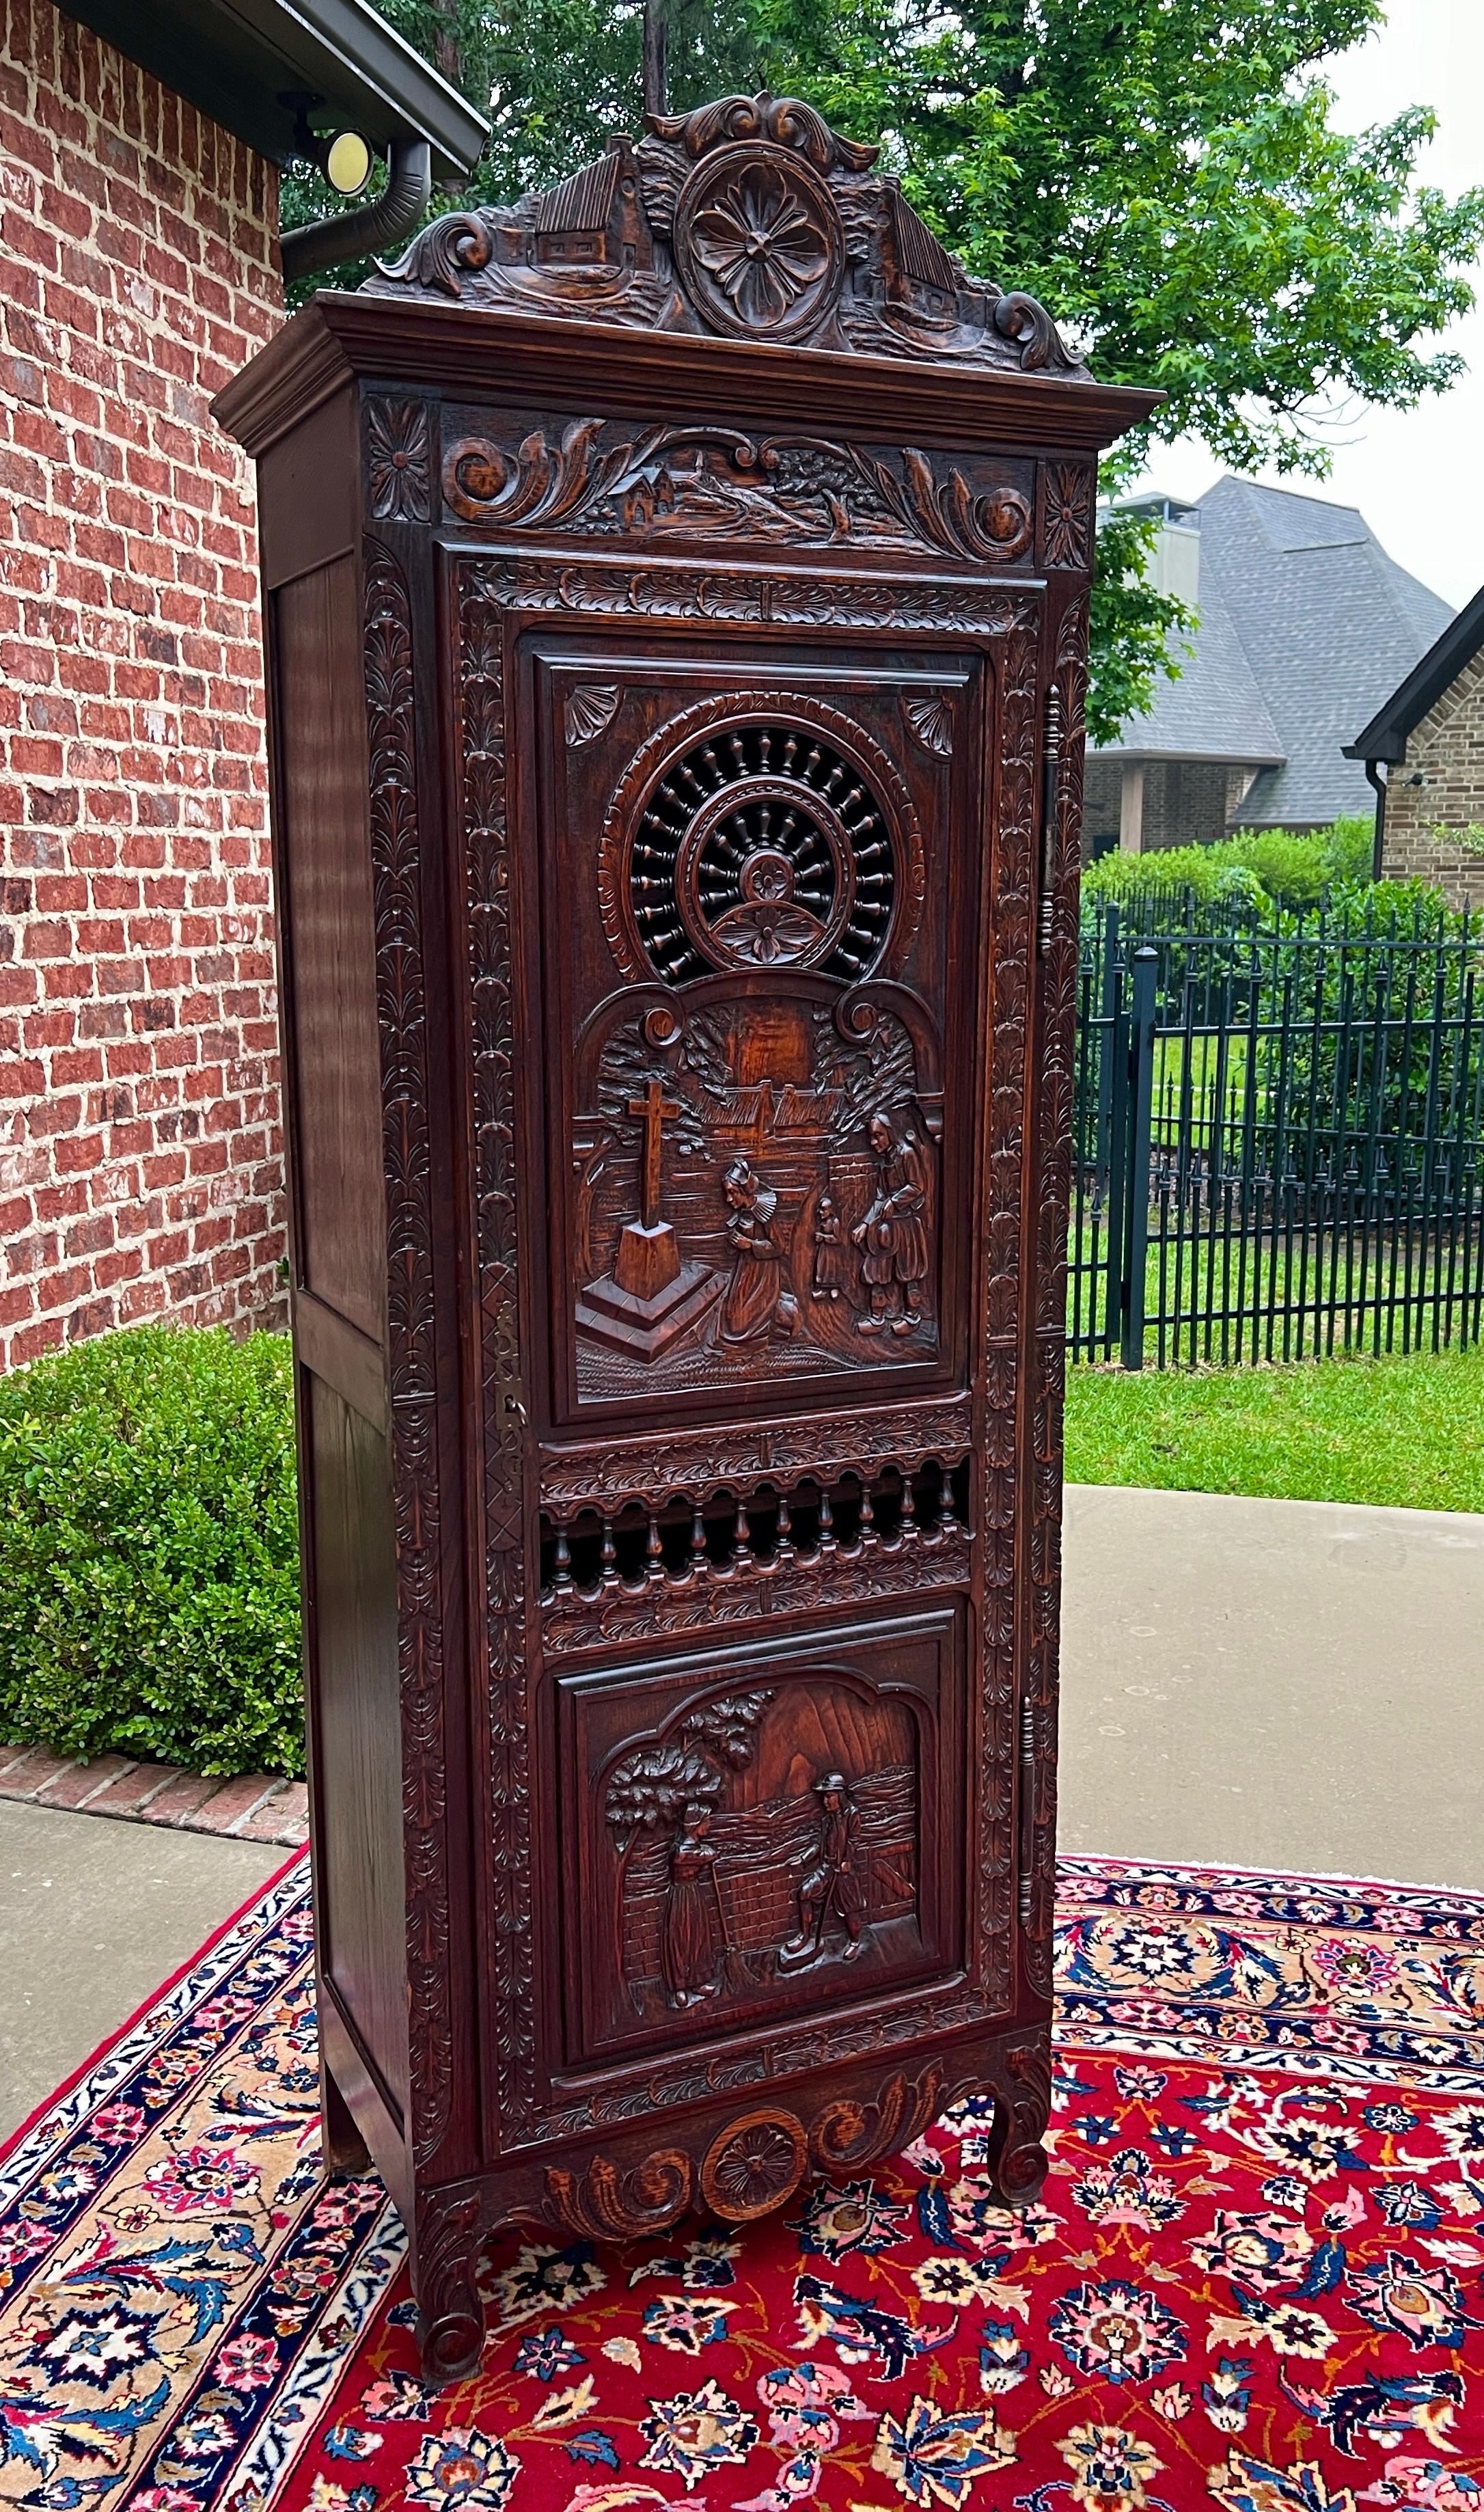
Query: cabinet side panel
273 558 385 1343
309 1373 409 2119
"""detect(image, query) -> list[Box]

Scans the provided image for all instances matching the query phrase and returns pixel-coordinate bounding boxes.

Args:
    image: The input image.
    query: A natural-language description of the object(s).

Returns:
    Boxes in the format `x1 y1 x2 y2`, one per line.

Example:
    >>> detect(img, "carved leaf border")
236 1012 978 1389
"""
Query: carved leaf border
458 567 538 2138
363 543 451 2168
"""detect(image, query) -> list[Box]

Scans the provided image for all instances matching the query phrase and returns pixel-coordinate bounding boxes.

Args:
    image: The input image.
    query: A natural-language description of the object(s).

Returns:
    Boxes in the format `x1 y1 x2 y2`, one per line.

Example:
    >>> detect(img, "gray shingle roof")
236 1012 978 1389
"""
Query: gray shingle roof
1095 476 1455 825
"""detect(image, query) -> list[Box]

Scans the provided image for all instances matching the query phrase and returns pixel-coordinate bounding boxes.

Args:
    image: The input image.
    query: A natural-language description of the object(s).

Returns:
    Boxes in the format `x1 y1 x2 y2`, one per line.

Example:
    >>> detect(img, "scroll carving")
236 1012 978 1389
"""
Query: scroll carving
413 2186 491 2388
363 543 450 2171
982 2039 1052 2205
545 2146 693 2240
369 94 1085 379
442 419 1032 565
812 2061 942 2169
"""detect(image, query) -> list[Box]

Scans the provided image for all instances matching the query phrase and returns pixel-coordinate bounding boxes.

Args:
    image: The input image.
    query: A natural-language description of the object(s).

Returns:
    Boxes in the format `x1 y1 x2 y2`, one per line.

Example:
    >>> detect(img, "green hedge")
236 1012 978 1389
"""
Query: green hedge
1083 815 1378 915
0 1326 303 1777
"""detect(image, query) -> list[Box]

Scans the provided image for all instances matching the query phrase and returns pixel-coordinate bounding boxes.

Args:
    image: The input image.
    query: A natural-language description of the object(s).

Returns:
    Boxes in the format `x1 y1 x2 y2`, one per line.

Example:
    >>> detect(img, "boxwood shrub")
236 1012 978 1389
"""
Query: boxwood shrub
0 1325 303 1777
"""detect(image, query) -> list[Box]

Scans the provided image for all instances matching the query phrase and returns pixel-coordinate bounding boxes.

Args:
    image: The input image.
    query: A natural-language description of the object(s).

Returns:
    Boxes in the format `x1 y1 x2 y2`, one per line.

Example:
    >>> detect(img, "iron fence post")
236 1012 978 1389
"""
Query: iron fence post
1121 945 1158 1371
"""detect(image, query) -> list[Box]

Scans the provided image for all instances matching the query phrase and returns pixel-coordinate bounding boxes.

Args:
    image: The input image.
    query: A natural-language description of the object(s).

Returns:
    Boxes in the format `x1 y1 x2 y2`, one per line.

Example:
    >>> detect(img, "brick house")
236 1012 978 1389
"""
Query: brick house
1347 584 1484 910
1085 478 1453 858
0 0 479 1371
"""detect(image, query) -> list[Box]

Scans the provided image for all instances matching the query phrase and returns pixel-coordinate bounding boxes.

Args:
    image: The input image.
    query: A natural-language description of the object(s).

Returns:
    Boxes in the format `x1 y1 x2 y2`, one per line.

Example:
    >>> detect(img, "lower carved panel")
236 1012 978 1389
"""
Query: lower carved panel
408 2026 1049 2388
558 1614 963 2069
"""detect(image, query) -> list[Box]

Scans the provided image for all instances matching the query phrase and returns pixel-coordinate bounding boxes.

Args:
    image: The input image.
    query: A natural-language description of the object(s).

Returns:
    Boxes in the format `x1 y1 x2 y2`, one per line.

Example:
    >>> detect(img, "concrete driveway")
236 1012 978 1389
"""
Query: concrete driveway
0 1801 283 2141
1060 1483 1484 1891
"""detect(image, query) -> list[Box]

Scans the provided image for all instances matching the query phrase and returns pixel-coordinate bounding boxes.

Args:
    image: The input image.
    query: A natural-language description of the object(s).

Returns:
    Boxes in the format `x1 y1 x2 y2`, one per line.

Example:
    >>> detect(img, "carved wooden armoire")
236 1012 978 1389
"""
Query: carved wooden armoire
217 92 1153 2386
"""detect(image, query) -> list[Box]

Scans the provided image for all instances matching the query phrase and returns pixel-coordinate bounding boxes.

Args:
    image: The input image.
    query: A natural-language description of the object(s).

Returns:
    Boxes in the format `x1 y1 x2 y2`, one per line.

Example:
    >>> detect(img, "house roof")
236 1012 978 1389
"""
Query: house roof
62 0 488 181
1345 579 1484 765
1097 476 1455 825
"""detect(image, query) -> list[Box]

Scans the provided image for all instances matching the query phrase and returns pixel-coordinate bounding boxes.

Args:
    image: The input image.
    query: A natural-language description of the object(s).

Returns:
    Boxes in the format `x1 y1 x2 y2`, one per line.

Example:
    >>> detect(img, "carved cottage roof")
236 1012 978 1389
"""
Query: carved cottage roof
362 91 1089 379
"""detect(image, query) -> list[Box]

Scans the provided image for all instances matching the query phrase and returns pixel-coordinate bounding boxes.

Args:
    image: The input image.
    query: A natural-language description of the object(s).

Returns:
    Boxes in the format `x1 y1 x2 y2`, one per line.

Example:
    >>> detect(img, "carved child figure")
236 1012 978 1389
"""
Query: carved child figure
782 1773 867 1967
811 1193 851 1300
852 1113 931 1335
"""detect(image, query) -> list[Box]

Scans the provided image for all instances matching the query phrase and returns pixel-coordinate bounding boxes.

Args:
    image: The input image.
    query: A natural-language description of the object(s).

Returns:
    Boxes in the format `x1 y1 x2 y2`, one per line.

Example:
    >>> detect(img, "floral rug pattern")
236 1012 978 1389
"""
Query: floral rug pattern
1 1857 1481 2512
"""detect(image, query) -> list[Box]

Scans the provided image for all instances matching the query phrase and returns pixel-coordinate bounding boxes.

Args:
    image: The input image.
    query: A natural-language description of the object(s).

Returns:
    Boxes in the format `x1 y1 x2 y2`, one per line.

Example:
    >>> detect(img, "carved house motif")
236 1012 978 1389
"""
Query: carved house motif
217 82 1154 2386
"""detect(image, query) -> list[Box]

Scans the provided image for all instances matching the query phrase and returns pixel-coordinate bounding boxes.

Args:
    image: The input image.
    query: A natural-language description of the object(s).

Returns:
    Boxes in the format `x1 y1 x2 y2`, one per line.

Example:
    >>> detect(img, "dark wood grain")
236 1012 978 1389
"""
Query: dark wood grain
222 85 1151 2389
307 1376 407 2122
273 559 383 1344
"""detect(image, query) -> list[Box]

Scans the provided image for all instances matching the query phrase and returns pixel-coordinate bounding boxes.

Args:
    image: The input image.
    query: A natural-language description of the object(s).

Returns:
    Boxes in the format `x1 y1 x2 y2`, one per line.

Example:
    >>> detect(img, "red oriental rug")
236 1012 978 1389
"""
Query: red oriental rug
1 1857 1482 2512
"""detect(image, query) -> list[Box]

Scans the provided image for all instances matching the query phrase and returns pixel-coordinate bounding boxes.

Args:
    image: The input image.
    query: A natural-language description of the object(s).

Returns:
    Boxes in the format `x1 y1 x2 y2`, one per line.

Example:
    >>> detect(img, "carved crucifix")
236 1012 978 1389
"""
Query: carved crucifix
629 1078 681 1229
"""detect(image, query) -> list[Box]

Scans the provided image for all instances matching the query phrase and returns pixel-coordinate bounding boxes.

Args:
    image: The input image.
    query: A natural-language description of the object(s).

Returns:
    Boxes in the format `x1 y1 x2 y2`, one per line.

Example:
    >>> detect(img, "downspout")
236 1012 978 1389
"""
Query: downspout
280 135 432 286
1363 759 1388 884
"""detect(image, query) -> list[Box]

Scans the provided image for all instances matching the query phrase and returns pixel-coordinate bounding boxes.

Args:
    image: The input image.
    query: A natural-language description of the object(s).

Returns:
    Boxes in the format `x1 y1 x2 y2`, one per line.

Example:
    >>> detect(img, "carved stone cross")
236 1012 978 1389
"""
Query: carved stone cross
629 1077 681 1228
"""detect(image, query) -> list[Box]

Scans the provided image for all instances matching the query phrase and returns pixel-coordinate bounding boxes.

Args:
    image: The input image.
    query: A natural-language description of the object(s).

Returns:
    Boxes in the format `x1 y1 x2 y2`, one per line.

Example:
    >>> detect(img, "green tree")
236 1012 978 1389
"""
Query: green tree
282 0 1484 739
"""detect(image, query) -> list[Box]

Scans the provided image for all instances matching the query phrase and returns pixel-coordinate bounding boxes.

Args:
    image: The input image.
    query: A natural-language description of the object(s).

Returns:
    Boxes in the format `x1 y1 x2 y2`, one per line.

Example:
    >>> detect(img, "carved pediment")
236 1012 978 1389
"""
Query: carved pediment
364 90 1087 377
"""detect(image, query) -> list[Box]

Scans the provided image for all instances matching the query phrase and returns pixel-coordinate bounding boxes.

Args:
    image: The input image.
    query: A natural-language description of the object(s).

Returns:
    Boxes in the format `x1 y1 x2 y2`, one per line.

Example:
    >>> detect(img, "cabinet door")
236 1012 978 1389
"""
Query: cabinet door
451 561 1042 2157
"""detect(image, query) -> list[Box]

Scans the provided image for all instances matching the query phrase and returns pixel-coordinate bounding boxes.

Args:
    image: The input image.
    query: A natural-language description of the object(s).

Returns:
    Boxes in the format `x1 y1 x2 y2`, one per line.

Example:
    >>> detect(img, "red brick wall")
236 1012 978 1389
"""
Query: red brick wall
1380 642 1484 911
0 0 287 1371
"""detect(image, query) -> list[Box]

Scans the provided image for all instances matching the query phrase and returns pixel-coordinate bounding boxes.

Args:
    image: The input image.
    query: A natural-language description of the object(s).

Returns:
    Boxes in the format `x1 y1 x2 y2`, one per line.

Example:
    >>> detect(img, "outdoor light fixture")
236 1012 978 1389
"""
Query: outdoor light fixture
279 92 377 196
322 128 375 195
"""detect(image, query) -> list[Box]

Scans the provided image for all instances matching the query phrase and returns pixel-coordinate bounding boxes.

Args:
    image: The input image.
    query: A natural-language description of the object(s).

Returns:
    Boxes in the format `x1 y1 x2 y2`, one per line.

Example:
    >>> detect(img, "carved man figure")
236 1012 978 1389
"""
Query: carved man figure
782 1773 866 1965
852 1113 931 1335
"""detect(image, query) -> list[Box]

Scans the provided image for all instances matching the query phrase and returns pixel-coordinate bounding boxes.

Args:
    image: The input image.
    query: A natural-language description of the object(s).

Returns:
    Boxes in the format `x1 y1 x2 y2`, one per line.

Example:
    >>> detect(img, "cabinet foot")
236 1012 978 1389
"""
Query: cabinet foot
414 2188 489 2389
983 2036 1052 2207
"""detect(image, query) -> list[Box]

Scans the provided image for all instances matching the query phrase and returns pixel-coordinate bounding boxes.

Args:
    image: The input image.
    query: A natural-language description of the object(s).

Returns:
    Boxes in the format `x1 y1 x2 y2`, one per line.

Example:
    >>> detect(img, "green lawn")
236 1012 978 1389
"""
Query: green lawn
1064 1339 1484 1514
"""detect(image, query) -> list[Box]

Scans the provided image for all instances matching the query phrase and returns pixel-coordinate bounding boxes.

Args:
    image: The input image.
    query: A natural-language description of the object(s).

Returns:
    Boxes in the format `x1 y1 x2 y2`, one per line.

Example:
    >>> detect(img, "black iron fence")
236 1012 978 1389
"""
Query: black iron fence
1069 902 1484 1367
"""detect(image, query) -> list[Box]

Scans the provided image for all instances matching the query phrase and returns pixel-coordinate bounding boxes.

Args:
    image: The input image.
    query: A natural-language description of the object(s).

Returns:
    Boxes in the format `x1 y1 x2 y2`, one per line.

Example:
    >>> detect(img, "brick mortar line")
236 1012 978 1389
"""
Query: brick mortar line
0 1743 307 1844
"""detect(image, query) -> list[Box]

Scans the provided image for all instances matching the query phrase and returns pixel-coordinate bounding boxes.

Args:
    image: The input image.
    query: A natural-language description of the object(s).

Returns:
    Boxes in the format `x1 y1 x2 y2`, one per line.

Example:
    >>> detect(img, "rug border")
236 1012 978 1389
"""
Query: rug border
0 1840 308 2168
1058 1848 1484 1900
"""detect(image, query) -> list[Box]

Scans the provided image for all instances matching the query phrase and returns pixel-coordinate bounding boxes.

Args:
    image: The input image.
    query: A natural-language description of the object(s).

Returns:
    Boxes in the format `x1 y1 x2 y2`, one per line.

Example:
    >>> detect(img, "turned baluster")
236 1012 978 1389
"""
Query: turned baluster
600 1515 619 1590
646 1510 665 1584
858 1477 876 1545
900 1467 918 1540
775 1486 795 1566
734 1497 754 1570
817 1483 836 1555
553 1522 575 1597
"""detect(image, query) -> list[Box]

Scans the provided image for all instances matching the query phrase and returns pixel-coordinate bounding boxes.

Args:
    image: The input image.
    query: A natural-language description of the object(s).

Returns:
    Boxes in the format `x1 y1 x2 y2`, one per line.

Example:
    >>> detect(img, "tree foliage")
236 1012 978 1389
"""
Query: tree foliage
281 0 1484 739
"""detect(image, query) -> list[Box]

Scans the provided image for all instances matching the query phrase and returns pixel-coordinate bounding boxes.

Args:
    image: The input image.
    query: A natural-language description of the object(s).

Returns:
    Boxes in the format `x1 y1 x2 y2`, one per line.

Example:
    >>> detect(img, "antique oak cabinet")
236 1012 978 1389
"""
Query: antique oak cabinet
217 92 1153 2385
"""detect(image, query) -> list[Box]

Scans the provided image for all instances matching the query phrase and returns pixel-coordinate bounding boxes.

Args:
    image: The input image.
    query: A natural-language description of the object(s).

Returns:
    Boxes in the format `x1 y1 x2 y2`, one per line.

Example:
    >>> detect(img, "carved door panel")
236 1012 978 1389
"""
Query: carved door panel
521 634 983 1425
556 1611 962 2074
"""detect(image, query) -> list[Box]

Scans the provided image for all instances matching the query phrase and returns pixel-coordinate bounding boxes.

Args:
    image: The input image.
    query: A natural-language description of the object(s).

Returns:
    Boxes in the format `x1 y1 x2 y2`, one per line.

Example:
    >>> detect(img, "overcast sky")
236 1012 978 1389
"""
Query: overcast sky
1130 0 1484 610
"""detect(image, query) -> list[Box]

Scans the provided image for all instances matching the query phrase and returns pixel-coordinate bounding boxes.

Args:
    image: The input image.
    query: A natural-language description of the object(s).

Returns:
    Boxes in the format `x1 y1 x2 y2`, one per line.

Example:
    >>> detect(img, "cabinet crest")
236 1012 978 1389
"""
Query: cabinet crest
366 93 1086 379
